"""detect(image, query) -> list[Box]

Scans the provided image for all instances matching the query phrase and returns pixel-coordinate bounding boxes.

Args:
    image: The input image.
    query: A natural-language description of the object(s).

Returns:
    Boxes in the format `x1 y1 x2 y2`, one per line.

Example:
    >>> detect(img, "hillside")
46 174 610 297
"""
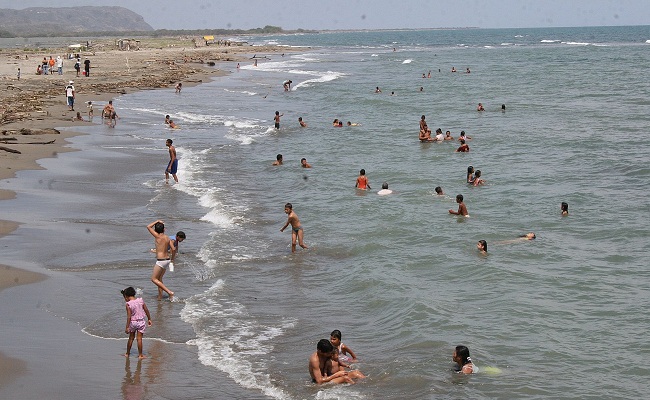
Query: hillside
0 6 153 37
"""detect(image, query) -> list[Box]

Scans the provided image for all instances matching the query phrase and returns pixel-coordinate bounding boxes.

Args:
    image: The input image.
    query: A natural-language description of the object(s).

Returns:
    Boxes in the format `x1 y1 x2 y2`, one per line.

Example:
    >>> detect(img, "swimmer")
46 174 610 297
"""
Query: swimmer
333 119 340 127
449 194 469 217
377 182 393 195
419 115 428 135
435 186 444 195
419 128 433 142
347 121 360 126
494 233 536 244
422 73 426 78
467 166 475 183
466 67 471 74
375 86 382 93
456 139 470 153
451 67 457 72
419 86 424 92
444 130 454 140
472 170 485 186
453 345 478 374
280 203 308 253
164 115 171 125
501 104 506 112
301 158 312 168
355 169 371 190
477 103 485 111
299 117 307 127
458 130 472 141
168 119 178 129
477 240 487 254
274 111 283 129
561 202 569 216
272 154 283 166
434 128 444 142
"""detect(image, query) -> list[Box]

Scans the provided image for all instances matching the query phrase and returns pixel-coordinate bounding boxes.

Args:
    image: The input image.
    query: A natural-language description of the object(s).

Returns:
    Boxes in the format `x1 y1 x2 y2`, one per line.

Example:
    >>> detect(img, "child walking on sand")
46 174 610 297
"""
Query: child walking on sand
122 287 152 358
280 203 308 253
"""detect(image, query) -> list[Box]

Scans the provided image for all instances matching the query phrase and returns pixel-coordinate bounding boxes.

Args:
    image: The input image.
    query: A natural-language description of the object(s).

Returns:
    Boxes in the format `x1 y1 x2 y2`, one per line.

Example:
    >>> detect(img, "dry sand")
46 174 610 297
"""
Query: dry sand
0 37 301 395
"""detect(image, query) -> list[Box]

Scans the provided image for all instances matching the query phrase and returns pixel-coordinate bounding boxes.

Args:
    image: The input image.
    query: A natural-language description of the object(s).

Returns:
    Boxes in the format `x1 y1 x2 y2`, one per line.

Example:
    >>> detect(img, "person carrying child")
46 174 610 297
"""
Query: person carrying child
122 287 152 359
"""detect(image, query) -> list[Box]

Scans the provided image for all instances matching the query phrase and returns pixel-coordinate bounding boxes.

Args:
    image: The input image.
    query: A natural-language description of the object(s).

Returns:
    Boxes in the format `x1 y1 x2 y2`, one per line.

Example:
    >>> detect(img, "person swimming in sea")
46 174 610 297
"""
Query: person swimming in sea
561 202 569 216
453 345 478 374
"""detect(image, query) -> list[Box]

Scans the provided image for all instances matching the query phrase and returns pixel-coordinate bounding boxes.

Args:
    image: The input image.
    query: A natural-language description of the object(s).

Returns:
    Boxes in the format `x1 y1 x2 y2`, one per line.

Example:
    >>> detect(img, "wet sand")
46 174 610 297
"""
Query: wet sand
0 37 300 398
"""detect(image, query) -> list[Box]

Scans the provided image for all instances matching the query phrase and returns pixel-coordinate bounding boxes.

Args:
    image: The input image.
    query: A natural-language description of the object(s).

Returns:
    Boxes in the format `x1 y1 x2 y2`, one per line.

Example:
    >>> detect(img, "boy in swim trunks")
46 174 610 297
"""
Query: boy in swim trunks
280 203 308 253
165 139 179 184
449 194 469 217
147 219 176 300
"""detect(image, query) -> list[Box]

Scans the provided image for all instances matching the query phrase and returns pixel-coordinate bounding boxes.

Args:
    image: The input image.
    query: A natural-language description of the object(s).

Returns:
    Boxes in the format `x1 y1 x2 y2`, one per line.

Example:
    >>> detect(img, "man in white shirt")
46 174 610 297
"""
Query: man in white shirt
65 81 75 111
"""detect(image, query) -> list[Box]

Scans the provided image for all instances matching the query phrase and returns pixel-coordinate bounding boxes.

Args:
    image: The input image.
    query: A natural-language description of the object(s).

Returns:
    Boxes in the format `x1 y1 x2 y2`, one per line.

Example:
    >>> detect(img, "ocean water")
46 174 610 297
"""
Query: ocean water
7 26 650 399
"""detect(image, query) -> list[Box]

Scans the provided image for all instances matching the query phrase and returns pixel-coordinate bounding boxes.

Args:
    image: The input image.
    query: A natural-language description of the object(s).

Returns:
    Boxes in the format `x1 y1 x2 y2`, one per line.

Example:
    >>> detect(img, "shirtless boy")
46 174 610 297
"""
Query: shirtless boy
274 111 283 129
272 154 283 166
166 139 179 183
309 339 353 385
147 220 176 300
449 194 469 217
280 203 308 253
301 158 312 168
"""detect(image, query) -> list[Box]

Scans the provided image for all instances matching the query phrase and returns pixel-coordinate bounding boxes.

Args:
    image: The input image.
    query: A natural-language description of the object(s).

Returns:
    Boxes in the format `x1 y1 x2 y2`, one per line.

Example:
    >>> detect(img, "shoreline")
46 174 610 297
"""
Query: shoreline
0 38 303 397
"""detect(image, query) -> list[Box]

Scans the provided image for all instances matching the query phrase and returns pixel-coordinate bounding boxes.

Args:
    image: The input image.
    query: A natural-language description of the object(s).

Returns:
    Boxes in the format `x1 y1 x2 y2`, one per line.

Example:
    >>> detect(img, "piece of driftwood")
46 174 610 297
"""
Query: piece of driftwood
0 146 21 154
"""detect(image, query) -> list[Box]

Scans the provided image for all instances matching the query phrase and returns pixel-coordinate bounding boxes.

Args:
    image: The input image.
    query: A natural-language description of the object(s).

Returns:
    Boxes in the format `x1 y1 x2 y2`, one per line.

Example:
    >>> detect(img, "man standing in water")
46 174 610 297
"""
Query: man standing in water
165 139 179 184
147 220 175 300
280 203 308 253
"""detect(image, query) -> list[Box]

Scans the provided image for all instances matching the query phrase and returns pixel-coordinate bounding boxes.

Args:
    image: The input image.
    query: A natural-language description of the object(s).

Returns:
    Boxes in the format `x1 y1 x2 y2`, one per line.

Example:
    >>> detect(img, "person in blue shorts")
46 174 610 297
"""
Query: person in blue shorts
165 139 178 184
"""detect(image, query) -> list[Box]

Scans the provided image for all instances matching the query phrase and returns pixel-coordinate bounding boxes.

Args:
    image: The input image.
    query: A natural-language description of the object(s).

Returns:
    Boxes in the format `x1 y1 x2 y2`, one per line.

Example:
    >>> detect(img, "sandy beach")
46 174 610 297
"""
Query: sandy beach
0 37 298 397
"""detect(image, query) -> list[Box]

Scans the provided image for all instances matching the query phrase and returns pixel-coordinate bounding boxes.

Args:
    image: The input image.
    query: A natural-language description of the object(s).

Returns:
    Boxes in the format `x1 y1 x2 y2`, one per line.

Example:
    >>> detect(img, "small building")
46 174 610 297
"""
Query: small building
116 38 140 51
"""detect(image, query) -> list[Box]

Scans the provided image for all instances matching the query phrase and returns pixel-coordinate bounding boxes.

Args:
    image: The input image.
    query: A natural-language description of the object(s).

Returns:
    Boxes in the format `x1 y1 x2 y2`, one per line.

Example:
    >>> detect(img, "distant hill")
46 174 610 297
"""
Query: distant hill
0 6 153 37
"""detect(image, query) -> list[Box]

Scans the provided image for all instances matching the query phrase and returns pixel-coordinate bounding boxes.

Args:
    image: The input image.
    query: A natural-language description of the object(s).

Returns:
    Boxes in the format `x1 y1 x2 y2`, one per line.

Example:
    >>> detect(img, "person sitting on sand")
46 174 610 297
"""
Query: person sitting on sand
453 345 478 374
449 194 469 217
456 139 470 152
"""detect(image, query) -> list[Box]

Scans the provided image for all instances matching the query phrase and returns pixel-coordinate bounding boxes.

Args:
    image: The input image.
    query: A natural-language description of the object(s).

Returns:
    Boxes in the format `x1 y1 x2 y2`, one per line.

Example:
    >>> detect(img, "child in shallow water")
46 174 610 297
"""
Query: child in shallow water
122 287 152 358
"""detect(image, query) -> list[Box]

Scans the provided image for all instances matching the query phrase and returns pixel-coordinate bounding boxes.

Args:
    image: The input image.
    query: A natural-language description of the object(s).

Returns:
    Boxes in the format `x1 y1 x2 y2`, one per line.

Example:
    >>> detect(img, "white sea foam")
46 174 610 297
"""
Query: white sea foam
646 40 650 44
371 54 379 57
292 71 345 90
564 41 590 46
402 59 413 64
540 39 560 43
181 283 297 399
224 88 258 96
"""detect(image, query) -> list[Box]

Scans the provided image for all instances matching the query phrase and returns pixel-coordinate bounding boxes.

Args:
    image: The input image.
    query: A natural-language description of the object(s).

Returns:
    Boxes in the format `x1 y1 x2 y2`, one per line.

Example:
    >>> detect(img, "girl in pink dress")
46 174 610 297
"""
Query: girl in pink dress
122 287 152 358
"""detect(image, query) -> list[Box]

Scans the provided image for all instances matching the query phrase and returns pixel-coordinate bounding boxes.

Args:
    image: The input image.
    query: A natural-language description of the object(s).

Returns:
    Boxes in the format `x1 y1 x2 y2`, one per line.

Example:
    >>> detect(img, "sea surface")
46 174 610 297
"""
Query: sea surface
4 26 650 399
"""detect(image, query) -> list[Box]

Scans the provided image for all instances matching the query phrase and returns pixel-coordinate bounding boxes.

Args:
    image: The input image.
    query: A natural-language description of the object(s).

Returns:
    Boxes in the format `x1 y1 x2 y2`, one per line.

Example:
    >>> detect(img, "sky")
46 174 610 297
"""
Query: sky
1 0 649 31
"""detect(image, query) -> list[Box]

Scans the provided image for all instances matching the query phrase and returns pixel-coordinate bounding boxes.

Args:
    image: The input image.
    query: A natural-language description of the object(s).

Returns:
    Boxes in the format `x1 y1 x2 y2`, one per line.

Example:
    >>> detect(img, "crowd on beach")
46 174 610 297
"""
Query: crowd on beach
119 62 570 385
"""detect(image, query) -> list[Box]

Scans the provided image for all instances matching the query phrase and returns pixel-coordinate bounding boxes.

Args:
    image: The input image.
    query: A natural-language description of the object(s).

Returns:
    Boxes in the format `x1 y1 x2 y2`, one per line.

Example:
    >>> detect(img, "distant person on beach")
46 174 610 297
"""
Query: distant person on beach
561 202 569 216
65 81 75 111
74 57 81 76
272 154 283 166
83 58 90 77
378 182 393 195
147 220 176 300
122 286 152 359
165 139 179 183
102 100 116 119
175 82 182 93
435 186 444 195
274 111 283 129
283 80 292 91
453 345 478 374
449 194 469 217
300 158 312 168
56 56 63 75
87 101 93 118
375 86 382 93
456 139 470 152
74 112 84 121
299 117 307 127
280 203 308 253
473 170 485 186
355 169 371 190
477 240 488 254
309 339 353 385
477 103 485 111
330 330 358 365
17 67 20 80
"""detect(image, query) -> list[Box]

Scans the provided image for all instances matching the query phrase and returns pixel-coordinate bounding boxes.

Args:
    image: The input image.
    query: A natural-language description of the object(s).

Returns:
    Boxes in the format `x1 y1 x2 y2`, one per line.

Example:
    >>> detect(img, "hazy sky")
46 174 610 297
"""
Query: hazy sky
1 0 648 31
